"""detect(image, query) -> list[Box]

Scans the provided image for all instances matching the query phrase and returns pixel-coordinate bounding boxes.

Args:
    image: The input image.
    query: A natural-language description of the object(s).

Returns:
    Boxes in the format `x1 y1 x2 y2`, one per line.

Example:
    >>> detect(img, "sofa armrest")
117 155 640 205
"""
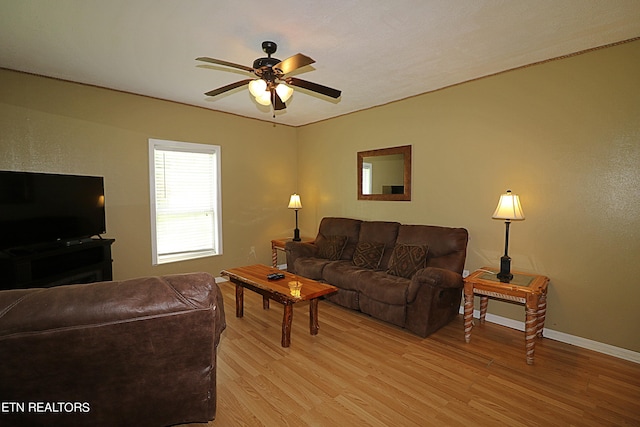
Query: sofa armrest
407 267 463 303
405 267 464 337
285 241 318 273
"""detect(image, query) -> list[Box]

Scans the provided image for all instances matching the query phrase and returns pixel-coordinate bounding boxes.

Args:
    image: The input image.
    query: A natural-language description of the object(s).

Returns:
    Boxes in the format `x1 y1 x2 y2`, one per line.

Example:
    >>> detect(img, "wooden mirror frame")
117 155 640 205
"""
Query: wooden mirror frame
357 145 412 201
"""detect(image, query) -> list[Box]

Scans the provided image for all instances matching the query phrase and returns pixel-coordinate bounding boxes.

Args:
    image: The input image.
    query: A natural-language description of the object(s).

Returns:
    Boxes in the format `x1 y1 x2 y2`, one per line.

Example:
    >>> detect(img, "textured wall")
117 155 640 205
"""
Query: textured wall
296 40 640 352
1 40 638 352
0 70 298 279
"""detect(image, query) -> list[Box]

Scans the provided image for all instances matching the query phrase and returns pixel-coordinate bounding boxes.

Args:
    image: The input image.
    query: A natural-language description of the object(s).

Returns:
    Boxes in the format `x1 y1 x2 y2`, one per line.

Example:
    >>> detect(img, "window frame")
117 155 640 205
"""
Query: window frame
148 138 223 265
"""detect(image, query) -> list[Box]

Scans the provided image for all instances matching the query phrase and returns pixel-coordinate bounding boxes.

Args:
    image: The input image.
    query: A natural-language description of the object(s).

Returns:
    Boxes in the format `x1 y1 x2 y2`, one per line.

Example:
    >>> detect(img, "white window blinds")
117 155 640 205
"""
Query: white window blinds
149 139 222 265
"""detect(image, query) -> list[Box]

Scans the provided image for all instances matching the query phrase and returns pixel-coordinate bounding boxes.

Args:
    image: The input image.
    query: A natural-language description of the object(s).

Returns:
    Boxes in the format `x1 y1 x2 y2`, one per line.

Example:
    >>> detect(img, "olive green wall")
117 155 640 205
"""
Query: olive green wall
0 69 298 279
296 40 640 352
1 40 638 353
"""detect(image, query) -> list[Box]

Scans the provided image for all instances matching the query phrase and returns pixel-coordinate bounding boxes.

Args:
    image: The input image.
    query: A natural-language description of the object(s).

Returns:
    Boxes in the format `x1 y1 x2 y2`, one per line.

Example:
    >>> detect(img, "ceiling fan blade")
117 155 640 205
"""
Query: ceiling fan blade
204 79 253 97
272 90 286 111
274 53 315 75
196 57 254 73
286 77 341 99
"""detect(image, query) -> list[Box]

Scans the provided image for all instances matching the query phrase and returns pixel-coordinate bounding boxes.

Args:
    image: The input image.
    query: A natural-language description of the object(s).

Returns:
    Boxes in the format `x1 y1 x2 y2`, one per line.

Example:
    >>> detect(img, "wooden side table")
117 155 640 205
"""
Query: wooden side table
463 267 549 364
271 237 313 267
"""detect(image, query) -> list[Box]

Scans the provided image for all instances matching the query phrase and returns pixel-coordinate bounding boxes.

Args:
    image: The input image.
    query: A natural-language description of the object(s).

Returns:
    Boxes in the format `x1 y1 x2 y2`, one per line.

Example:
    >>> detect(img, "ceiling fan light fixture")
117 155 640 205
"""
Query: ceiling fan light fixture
248 79 267 97
275 83 293 102
255 91 272 106
198 41 341 115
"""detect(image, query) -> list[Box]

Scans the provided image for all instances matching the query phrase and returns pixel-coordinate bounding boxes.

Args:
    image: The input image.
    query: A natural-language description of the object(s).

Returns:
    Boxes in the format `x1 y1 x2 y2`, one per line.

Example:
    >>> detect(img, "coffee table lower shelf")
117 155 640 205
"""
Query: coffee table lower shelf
221 264 338 347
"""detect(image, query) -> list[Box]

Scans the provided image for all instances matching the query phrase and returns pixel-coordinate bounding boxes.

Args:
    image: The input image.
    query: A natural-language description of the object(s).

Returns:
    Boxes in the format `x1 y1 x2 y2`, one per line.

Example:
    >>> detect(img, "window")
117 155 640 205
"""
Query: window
149 139 222 265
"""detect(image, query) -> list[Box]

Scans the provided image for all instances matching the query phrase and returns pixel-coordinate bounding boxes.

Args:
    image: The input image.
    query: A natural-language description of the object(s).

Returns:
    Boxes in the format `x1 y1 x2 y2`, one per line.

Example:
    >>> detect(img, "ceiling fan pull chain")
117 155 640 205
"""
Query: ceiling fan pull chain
271 89 275 118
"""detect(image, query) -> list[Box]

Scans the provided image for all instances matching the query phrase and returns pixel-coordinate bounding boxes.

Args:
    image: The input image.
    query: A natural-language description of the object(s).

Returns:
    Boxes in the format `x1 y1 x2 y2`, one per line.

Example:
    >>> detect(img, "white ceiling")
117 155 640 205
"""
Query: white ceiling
1 1 639 127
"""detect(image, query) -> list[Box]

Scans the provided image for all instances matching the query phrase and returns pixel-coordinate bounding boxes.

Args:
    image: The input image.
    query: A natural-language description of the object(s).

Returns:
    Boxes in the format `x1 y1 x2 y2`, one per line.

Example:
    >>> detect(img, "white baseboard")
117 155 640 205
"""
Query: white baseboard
459 307 640 364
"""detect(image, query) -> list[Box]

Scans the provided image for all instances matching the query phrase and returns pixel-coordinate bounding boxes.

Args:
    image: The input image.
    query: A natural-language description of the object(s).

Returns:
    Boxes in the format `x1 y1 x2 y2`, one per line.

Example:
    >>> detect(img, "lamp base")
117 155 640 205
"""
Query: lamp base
292 228 301 242
497 255 513 283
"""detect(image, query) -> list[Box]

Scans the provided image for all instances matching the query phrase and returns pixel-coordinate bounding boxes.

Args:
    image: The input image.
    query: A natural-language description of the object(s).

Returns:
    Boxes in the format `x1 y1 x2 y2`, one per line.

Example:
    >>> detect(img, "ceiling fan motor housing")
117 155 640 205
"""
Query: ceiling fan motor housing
254 40 281 73
252 57 281 70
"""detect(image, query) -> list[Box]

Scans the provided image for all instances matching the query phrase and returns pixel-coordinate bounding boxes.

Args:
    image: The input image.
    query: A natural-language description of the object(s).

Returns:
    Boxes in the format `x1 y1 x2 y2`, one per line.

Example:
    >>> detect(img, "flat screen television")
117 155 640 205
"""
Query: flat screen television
0 171 106 251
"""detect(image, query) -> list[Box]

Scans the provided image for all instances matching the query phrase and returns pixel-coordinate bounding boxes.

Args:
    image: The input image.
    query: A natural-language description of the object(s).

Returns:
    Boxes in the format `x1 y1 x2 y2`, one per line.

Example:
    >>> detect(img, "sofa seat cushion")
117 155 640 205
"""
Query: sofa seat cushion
293 257 332 280
357 270 410 305
323 260 367 291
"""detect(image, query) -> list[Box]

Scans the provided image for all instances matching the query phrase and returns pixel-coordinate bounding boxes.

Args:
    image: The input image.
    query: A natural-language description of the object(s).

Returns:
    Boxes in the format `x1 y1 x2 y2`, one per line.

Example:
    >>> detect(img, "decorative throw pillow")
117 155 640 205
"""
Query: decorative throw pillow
386 243 428 278
352 241 385 270
316 235 348 261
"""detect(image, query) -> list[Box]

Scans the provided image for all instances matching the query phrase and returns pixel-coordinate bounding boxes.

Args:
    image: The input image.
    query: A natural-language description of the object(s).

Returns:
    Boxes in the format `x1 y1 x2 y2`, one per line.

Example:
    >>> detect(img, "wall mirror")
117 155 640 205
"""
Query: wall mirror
357 145 411 201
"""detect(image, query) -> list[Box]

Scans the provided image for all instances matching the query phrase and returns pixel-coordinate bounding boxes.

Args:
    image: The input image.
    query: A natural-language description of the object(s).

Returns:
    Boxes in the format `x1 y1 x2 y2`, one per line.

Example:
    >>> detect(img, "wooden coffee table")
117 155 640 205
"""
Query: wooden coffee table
220 264 338 347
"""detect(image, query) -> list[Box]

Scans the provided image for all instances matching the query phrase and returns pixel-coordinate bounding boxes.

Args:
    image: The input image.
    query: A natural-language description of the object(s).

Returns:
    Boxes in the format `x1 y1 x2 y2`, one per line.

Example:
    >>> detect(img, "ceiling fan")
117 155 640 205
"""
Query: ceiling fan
197 41 341 114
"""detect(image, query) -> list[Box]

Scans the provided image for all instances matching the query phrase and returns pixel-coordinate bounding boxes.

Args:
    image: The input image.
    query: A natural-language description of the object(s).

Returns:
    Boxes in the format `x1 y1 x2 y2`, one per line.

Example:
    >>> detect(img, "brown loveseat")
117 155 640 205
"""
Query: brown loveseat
0 272 226 427
286 217 468 337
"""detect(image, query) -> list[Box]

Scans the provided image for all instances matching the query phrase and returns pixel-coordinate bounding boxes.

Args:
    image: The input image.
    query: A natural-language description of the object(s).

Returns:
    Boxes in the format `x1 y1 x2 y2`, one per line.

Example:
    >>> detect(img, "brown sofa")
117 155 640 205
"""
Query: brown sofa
286 217 468 337
0 272 226 427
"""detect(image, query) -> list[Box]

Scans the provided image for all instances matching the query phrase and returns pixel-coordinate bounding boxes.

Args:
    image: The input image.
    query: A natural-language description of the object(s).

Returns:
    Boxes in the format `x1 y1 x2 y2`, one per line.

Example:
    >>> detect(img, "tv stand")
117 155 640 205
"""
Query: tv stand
0 238 115 290
64 237 95 247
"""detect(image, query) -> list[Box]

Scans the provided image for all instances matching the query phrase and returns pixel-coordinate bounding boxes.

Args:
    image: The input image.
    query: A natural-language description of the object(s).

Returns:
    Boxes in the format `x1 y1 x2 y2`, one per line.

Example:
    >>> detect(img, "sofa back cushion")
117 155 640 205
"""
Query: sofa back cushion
396 225 468 274
357 221 400 269
316 217 362 260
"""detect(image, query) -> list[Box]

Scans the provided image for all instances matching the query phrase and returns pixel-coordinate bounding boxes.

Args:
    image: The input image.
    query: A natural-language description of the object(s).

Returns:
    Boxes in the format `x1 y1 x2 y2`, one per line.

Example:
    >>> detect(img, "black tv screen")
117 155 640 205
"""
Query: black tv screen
0 171 106 251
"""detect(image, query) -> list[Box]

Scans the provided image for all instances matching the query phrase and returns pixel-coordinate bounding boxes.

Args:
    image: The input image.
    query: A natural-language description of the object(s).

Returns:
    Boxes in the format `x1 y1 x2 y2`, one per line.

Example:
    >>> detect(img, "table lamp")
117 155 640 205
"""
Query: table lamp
492 190 525 282
288 193 302 241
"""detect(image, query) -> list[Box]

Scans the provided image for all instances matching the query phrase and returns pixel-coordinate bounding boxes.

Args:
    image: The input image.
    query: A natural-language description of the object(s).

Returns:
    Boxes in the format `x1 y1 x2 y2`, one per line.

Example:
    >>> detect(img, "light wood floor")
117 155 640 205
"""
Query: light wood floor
183 282 640 426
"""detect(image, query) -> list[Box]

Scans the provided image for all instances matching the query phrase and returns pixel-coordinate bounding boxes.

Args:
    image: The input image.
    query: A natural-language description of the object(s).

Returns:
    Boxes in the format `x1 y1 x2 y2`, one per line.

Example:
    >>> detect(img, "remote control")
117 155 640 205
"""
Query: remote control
267 273 285 280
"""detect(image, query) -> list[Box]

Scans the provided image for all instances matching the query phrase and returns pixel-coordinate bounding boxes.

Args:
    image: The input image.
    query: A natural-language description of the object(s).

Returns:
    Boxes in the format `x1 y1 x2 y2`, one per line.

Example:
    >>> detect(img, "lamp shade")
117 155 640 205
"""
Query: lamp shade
275 83 293 102
288 194 302 209
248 79 267 97
492 190 525 220
255 91 272 106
